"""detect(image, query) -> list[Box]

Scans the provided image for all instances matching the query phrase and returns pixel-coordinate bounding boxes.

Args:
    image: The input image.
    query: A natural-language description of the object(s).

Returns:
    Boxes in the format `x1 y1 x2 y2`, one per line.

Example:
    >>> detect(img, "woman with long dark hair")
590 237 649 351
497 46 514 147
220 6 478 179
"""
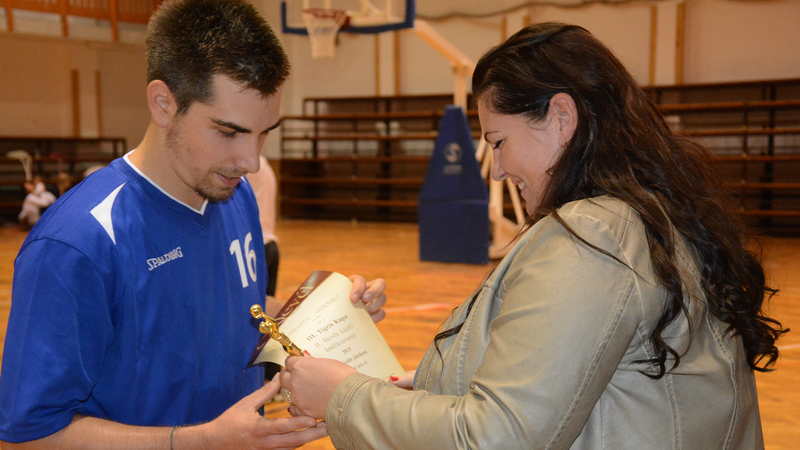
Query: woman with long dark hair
280 23 787 449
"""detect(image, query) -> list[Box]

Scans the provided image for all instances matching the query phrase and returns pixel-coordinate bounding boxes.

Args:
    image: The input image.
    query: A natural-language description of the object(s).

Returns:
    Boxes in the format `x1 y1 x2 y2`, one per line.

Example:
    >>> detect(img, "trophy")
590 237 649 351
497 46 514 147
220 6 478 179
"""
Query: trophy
250 304 305 357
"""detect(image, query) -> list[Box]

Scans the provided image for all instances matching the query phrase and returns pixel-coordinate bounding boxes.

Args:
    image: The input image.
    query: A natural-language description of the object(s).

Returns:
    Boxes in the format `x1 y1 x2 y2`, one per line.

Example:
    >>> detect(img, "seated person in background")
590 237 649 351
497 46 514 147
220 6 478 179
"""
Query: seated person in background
56 172 73 197
247 154 284 383
247 154 280 298
82 163 106 180
0 0 387 448
279 23 787 449
18 175 56 230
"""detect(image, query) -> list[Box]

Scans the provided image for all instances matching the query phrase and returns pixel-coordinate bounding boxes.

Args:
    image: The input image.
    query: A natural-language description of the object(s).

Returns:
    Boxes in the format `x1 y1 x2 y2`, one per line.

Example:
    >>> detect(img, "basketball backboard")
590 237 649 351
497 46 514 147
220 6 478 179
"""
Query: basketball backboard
281 0 415 35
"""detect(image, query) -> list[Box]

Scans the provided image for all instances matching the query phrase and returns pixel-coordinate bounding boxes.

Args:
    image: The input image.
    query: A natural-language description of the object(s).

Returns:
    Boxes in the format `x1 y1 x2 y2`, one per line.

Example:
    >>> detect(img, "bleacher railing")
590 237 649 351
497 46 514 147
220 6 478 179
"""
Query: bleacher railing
4 0 162 41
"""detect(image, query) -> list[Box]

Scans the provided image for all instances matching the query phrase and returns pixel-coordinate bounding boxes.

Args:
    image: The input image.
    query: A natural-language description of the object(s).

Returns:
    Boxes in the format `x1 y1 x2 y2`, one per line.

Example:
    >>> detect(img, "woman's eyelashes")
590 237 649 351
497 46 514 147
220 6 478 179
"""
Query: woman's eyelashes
491 139 505 150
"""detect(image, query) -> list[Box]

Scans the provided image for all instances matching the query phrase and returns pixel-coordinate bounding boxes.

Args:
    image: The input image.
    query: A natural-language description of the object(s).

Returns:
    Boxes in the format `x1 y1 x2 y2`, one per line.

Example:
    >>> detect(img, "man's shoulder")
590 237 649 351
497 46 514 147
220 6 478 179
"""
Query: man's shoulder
236 175 258 201
224 178 260 218
23 162 135 248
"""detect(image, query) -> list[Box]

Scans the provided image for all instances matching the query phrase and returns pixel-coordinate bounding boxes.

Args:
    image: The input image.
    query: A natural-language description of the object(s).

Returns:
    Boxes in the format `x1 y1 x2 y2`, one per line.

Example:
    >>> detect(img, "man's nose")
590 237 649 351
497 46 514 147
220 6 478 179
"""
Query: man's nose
236 139 263 174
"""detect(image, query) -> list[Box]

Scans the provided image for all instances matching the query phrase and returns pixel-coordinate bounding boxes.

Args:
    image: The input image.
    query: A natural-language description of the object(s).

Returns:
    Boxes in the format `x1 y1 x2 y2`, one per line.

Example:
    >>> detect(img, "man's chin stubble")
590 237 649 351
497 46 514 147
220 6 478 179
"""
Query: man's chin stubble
195 186 235 203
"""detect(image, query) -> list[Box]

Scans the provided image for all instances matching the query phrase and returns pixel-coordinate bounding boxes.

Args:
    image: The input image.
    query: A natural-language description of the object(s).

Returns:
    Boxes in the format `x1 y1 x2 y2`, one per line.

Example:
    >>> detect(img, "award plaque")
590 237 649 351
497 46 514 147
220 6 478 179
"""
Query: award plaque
247 271 404 380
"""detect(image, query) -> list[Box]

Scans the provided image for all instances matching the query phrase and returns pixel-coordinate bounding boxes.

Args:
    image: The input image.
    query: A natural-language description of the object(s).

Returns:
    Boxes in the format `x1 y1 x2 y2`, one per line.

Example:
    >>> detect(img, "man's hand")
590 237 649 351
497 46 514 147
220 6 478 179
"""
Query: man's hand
267 275 386 323
189 374 328 449
348 275 387 323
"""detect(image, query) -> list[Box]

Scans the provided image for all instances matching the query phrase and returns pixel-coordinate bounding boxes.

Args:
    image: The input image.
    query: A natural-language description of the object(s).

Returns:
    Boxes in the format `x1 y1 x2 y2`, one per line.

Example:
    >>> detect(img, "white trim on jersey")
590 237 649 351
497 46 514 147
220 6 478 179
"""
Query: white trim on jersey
123 151 209 215
90 183 126 245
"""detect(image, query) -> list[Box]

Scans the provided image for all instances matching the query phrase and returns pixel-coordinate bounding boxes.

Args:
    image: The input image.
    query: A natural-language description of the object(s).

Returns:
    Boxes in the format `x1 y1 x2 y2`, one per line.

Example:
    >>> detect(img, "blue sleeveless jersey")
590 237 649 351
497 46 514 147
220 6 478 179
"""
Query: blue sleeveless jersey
0 155 267 443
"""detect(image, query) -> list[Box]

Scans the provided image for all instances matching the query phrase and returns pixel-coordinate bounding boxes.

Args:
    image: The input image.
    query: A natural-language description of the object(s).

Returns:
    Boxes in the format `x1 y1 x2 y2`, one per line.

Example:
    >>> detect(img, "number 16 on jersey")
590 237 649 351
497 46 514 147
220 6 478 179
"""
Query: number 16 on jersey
230 232 257 288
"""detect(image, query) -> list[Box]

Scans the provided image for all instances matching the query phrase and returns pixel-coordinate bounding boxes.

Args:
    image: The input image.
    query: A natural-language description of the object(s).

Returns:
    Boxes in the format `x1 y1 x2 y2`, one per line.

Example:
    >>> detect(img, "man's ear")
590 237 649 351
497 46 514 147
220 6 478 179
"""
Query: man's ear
147 80 177 129
549 92 578 148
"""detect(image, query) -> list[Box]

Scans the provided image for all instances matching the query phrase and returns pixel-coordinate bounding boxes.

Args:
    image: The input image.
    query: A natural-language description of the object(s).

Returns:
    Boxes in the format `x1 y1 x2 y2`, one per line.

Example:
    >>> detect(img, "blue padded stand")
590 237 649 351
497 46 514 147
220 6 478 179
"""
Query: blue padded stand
418 106 489 265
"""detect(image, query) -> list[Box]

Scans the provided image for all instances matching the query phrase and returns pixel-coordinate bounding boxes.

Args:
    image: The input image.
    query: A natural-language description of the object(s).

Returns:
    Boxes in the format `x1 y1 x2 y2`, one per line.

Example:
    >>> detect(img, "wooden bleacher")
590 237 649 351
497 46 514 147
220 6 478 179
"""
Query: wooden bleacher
648 79 800 233
279 95 480 222
280 79 800 233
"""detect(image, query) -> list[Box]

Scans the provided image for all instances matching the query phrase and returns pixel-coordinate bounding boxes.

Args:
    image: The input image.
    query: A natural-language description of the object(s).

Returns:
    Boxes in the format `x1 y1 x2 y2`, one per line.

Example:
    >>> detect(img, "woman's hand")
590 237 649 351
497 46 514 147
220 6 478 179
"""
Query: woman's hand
348 275 387 323
280 355 357 420
389 370 417 390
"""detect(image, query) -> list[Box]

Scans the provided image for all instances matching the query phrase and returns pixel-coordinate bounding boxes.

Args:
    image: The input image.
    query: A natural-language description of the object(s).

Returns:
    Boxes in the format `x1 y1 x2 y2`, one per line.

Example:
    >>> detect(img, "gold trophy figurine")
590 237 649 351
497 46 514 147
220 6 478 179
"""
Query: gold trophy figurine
250 305 305 357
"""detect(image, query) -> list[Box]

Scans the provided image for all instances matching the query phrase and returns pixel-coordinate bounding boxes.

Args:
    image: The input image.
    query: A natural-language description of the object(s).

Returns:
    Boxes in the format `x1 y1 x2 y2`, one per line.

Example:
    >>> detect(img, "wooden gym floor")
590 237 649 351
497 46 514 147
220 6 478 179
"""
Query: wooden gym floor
1 220 798 449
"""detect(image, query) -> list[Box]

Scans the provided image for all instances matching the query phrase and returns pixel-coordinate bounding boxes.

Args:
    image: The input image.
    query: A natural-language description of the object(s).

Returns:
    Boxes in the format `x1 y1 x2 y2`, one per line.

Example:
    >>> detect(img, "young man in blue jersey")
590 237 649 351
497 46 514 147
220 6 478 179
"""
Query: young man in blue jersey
0 0 387 448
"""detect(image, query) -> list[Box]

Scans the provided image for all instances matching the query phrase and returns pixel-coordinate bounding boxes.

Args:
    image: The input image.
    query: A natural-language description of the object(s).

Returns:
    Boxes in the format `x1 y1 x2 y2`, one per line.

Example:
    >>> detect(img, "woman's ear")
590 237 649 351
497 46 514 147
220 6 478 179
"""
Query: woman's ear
146 80 177 129
549 92 578 147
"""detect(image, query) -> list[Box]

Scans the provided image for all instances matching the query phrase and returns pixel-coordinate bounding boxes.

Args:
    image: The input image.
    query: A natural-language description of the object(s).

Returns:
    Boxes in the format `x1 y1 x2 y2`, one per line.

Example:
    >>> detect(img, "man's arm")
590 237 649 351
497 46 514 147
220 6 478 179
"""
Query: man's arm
1 376 327 450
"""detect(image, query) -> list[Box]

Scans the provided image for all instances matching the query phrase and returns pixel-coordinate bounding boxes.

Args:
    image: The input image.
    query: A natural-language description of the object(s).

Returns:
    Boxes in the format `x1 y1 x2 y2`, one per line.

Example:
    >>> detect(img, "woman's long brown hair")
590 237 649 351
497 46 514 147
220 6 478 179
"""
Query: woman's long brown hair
435 23 787 379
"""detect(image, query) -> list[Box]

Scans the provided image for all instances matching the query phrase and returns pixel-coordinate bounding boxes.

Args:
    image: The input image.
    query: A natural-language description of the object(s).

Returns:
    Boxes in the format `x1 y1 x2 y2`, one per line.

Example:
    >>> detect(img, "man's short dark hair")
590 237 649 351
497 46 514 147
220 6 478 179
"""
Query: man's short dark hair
146 0 290 114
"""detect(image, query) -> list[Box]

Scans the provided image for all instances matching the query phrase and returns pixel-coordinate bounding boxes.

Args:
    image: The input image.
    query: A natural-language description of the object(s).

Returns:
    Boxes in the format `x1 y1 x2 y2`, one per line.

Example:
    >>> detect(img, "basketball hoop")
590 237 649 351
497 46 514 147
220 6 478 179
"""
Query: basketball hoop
6 150 33 181
302 8 348 59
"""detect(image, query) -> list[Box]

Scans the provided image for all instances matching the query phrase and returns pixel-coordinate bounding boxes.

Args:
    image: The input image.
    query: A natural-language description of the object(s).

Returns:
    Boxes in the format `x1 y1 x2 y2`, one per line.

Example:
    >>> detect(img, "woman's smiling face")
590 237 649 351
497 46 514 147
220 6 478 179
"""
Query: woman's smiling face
479 93 575 214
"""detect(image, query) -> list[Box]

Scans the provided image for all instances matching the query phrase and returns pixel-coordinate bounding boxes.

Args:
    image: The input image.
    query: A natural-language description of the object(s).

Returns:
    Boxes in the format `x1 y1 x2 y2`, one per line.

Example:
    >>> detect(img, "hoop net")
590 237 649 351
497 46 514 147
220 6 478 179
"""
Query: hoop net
302 8 348 59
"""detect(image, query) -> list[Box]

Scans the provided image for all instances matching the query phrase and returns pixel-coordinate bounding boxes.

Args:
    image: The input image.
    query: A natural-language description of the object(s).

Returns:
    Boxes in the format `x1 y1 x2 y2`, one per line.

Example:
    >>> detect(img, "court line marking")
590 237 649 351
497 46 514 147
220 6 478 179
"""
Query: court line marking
778 342 800 351
385 302 458 313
